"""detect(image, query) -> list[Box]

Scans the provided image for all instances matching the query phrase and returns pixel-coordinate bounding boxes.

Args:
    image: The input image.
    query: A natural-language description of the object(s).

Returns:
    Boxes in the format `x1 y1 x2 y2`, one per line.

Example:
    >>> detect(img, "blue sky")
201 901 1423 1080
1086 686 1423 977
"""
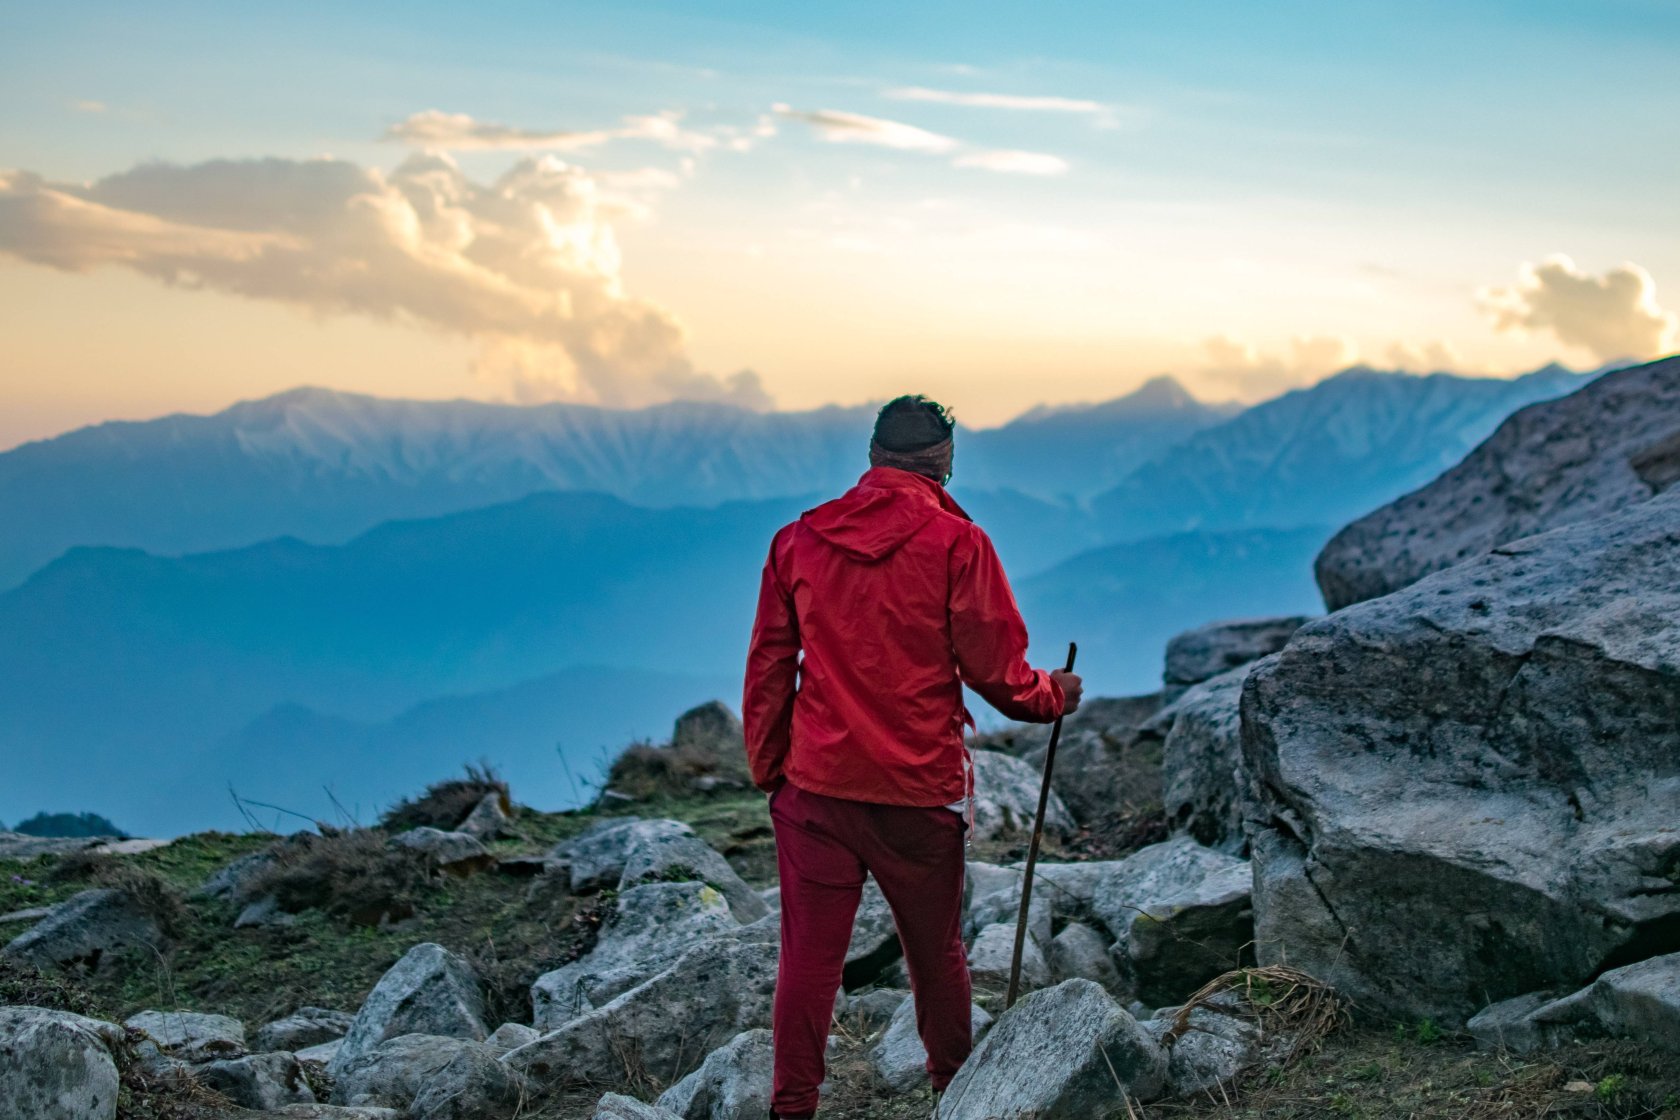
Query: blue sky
2 0 1677 442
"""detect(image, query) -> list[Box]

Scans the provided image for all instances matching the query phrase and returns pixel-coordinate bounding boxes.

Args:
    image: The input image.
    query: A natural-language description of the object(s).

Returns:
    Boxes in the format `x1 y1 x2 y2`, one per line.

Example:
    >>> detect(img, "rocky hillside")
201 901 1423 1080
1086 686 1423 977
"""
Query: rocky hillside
4 356 1680 1119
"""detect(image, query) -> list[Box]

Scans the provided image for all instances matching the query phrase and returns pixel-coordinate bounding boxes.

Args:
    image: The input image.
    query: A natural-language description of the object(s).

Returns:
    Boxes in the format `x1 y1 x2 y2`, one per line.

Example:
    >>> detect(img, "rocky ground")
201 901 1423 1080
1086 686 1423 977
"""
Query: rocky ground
5 355 1680 1120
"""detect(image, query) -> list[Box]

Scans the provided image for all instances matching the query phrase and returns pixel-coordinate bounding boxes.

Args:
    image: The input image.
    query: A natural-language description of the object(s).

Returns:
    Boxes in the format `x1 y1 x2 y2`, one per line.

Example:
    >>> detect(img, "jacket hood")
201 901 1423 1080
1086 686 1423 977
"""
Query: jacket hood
800 467 971 562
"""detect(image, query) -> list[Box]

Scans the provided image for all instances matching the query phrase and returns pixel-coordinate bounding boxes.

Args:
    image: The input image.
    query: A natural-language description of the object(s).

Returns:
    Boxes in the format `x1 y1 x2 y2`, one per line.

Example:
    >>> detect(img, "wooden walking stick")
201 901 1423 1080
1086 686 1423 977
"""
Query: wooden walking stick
1006 641 1077 1009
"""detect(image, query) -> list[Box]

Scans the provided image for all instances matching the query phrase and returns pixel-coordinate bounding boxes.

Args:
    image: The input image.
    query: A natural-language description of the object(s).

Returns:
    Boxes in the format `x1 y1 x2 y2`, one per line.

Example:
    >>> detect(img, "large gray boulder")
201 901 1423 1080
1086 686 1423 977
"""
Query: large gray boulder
389 829 494 876
1163 616 1312 696
531 881 737 1029
1152 665 1256 853
971 749 1073 841
870 996 992 1093
1048 922 1123 991
0 1006 125 1120
557 817 650 892
1140 1001 1266 1098
3 888 162 972
1468 951 1680 1054
1004 694 1166 827
1090 837 1253 1007
256 1006 355 1052
964 861 1050 948
940 980 1167 1119
618 827 768 923
332 1033 526 1119
1246 488 1680 1023
655 1027 773 1119
505 937 778 1089
196 1052 318 1110
595 1094 684 1119
1315 354 1680 610
968 922 1050 995
330 943 487 1078
126 1009 246 1063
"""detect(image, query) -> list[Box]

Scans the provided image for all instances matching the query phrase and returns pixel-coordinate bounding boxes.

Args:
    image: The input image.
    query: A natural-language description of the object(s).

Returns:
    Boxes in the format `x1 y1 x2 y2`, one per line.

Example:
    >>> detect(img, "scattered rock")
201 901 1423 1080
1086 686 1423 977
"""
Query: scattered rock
3 888 162 973
618 826 768 923
595 1093 684 1119
0 1005 125 1120
389 828 495 876
125 1009 246 1063
331 1033 525 1118
90 838 170 857
870 996 992 1093
329 943 487 1078
968 922 1049 994
1090 837 1253 1006
1153 665 1256 853
1466 991 1561 1054
1469 951 1680 1054
505 937 777 1089
1141 1002 1264 1097
256 1007 356 1052
233 894 296 929
1005 695 1165 827
1163 616 1311 696
196 846 281 900
940 979 1167 1118
1048 923 1122 991
483 1022 539 1057
456 792 512 840
965 862 1050 949
971 749 1073 841
655 1027 773 1119
557 817 648 893
845 988 908 1035
1246 488 1680 1023
297 1039 343 1065
1315 355 1680 610
196 1051 317 1109
0 833 113 860
266 1106 402 1119
531 881 737 1030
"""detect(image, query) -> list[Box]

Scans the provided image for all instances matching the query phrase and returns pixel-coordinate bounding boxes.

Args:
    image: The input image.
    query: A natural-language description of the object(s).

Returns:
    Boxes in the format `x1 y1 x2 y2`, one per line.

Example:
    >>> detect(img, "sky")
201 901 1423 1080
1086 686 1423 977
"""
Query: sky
2 0 1678 447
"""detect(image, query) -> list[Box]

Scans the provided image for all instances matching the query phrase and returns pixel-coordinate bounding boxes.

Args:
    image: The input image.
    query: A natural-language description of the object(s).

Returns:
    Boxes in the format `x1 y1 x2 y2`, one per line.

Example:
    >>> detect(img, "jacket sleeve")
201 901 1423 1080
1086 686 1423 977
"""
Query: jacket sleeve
949 526 1065 724
742 532 800 791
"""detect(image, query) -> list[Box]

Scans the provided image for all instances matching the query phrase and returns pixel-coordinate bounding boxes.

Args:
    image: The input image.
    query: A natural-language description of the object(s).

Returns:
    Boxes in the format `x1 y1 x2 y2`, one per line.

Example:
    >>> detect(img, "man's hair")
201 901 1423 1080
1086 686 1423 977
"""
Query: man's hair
872 394 955 452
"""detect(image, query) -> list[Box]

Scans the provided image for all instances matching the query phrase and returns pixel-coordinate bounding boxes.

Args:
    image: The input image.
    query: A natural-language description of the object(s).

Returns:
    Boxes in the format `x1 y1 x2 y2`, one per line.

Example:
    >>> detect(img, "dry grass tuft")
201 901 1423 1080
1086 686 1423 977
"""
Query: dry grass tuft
379 762 510 832
1164 964 1351 1066
241 827 432 925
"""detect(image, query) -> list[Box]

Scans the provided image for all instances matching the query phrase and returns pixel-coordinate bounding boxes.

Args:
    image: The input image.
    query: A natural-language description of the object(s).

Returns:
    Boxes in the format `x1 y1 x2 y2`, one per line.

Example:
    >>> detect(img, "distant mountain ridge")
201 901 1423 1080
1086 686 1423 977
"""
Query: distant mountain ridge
1091 364 1593 538
0 377 1228 588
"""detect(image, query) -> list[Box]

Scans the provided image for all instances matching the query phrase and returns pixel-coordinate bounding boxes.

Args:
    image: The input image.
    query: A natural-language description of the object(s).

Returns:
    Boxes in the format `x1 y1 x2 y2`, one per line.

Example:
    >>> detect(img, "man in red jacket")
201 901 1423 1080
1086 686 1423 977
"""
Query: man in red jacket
743 394 1082 1119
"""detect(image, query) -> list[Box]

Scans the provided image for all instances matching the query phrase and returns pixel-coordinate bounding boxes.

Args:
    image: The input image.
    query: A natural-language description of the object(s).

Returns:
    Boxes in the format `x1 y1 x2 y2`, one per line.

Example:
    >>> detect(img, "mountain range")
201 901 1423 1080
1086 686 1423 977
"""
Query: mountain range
0 362 1609 834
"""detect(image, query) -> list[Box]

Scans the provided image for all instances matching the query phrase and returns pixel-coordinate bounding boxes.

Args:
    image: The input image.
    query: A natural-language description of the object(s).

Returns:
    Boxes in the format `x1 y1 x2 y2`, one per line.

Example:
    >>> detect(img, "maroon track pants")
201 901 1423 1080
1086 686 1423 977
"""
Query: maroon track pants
768 782 971 1118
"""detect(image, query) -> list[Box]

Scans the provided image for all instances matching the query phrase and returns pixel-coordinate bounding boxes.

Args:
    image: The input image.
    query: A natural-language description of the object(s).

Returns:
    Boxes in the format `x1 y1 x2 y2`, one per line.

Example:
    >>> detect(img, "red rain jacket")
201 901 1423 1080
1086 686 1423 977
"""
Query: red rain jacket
743 466 1064 806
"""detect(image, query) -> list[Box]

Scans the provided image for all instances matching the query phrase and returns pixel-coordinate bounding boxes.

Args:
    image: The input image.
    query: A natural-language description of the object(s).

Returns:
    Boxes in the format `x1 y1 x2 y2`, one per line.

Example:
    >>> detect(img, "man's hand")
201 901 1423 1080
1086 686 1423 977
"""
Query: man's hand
1051 669 1083 715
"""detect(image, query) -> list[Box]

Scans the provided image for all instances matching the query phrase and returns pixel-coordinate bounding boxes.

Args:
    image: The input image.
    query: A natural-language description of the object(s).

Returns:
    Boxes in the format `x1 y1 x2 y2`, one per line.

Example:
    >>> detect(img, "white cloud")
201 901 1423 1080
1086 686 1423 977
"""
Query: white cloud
884 87 1105 114
68 99 108 114
1196 334 1358 399
384 109 717 154
0 155 770 410
774 104 1070 176
1479 255 1676 362
953 150 1069 176
772 105 959 153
